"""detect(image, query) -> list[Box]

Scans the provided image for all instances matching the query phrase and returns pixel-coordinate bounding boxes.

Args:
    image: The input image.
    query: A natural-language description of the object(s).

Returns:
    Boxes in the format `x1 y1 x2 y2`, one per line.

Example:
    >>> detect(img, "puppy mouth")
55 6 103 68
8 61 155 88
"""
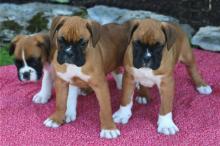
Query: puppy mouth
145 61 160 70
57 50 71 65
57 51 85 67
18 67 41 82
18 73 39 82
57 56 65 65
57 55 73 65
135 59 160 70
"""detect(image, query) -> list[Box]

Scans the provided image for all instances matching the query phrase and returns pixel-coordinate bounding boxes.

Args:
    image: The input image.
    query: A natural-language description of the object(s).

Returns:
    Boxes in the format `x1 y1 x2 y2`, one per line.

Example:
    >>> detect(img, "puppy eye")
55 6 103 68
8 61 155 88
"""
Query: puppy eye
154 42 164 48
133 40 142 48
14 59 23 67
58 36 66 44
57 38 66 49
27 57 40 66
79 39 88 48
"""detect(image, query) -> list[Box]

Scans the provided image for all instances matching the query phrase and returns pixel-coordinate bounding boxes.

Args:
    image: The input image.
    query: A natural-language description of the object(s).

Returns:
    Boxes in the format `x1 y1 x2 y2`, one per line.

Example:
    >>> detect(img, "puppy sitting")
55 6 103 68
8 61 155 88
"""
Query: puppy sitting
113 19 212 135
9 33 53 104
43 16 142 139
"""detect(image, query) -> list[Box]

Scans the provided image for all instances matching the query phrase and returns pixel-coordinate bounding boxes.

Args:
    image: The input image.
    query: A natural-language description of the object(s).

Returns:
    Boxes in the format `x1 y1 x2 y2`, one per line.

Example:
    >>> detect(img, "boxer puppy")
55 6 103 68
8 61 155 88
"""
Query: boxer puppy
43 16 138 139
113 19 212 135
9 33 96 109
9 33 53 104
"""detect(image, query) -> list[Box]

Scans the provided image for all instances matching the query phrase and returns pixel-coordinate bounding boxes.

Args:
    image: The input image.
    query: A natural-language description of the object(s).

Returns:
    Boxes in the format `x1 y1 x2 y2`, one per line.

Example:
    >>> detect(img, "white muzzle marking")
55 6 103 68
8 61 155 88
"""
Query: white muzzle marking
19 50 37 81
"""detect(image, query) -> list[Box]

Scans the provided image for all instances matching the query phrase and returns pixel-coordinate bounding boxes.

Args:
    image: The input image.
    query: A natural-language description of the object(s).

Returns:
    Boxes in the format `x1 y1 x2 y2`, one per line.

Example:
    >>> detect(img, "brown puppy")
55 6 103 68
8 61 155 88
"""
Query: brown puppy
43 16 140 139
9 33 53 104
113 19 212 135
9 33 94 120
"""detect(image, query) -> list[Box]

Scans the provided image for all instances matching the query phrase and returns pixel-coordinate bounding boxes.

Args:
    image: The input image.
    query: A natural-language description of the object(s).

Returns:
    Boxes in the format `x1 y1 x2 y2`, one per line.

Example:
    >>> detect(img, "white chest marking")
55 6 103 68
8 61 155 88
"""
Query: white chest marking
56 64 90 83
132 67 162 87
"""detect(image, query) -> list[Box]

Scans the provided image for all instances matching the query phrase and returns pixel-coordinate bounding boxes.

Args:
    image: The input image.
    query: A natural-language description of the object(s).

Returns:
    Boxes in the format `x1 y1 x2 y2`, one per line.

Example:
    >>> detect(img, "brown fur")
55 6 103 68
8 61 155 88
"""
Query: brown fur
9 33 50 63
48 16 141 130
122 19 208 116
10 33 92 99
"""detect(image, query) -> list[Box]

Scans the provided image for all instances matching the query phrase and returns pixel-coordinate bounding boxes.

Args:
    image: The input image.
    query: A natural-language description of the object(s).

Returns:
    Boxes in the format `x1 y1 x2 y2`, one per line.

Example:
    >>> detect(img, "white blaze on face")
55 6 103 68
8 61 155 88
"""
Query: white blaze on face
66 47 72 53
56 63 90 83
146 49 152 57
19 49 38 81
132 67 162 87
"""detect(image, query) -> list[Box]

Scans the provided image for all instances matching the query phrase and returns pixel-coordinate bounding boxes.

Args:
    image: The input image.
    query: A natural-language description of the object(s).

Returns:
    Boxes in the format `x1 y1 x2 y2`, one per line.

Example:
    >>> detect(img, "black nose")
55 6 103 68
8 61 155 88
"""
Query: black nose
64 48 73 56
143 54 151 62
23 72 30 80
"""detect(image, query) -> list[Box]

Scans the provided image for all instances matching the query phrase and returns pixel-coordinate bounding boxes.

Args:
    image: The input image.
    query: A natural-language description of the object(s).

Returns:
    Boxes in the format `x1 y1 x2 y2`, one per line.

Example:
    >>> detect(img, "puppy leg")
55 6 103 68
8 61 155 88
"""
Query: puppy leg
91 77 120 139
44 77 68 128
33 68 53 104
135 84 150 105
180 45 212 95
157 76 179 135
113 72 134 124
65 84 79 123
111 68 123 90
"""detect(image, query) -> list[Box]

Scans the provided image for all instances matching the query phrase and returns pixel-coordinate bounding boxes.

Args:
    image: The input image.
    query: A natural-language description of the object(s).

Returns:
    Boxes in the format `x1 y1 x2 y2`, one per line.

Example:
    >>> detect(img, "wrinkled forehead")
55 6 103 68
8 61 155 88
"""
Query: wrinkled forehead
134 22 166 45
14 38 41 59
58 19 90 42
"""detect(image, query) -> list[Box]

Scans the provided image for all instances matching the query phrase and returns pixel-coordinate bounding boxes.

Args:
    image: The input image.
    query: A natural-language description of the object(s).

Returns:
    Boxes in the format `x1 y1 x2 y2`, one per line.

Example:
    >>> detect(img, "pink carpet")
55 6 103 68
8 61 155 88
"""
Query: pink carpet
0 49 220 145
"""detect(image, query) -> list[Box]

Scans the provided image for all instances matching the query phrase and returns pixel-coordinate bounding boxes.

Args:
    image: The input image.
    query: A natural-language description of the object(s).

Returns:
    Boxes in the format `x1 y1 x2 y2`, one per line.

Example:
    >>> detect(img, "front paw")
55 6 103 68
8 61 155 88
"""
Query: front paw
197 85 212 95
113 104 132 124
135 96 148 104
43 118 60 128
32 92 51 104
100 129 120 139
157 113 179 135
65 109 76 123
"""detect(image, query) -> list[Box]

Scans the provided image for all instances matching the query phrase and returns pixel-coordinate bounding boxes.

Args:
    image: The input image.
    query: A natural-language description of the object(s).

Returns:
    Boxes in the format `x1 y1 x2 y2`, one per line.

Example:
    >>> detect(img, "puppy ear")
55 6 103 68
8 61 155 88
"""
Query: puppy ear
9 35 24 56
36 34 51 61
50 16 66 40
86 20 101 48
161 22 177 50
124 20 139 44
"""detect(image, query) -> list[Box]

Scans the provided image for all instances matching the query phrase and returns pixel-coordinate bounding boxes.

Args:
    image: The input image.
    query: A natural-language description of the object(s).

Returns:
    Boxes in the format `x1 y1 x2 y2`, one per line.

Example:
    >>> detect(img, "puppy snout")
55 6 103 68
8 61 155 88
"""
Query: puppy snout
64 48 73 56
143 54 151 62
23 72 30 80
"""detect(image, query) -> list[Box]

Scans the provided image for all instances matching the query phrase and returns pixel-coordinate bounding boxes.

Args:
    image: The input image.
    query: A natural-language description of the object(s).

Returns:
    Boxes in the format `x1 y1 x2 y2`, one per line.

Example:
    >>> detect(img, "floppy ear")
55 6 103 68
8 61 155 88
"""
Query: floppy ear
36 34 51 61
86 20 101 48
124 20 139 44
161 22 177 50
8 35 24 56
50 16 66 41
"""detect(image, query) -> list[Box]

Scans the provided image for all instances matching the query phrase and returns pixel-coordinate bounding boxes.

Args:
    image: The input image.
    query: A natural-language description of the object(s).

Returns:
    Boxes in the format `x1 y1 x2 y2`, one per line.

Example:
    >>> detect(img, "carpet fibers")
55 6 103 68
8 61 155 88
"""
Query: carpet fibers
0 49 220 145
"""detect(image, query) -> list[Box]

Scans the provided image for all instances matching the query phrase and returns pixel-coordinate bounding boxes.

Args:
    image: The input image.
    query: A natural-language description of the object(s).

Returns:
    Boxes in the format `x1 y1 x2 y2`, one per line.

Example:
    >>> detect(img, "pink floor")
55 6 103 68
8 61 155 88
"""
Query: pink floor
0 49 220 145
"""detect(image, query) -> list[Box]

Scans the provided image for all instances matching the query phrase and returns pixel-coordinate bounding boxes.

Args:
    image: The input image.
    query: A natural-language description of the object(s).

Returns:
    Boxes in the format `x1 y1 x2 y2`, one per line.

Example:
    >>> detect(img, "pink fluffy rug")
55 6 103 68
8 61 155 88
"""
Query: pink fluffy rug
0 49 220 145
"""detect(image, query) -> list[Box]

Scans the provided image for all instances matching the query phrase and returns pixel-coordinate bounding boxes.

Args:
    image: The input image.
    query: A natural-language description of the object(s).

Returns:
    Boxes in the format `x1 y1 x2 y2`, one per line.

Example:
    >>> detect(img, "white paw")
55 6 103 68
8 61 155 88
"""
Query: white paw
197 85 212 95
135 96 148 104
43 118 60 128
32 92 51 104
157 113 179 135
65 109 76 123
100 129 120 139
113 103 132 124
